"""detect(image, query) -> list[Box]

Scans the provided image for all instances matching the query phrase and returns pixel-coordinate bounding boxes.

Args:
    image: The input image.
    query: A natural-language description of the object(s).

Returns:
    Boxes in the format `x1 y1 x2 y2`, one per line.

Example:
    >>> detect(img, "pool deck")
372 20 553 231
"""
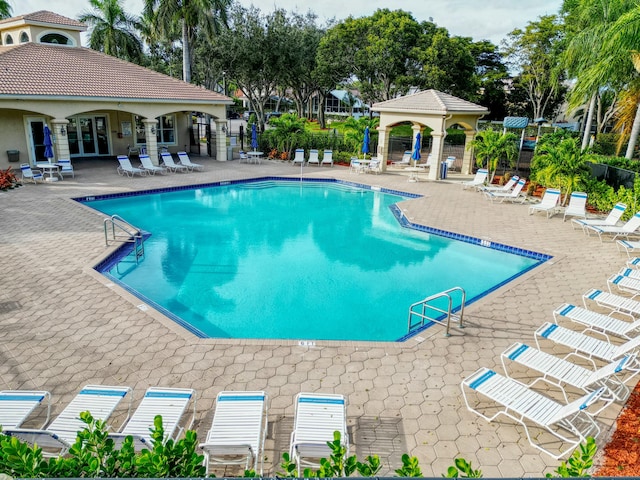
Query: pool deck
0 156 629 475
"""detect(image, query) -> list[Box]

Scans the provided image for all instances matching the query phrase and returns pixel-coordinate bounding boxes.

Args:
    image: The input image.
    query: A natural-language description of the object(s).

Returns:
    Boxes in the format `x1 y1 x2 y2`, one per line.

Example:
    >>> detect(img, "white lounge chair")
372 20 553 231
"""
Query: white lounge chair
307 149 320 166
0 390 51 429
562 192 587 222
479 175 519 193
583 288 640 320
177 151 203 171
553 303 640 340
139 154 167 175
461 168 488 190
484 178 527 203
502 342 637 405
391 151 412 167
572 202 626 232
4 385 132 456
617 239 640 256
289 393 348 474
528 188 561 218
161 152 189 172
20 163 43 183
117 156 147 177
199 391 268 474
292 149 305 166
56 159 75 178
627 257 640 269
415 153 433 170
321 150 333 167
461 367 604 459
585 212 640 242
608 273 640 298
535 321 640 363
109 387 196 450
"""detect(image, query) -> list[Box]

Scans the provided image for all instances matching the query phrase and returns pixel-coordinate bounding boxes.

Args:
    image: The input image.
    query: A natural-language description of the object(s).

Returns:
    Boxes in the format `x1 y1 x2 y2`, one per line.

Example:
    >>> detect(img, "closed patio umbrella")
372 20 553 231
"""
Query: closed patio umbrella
251 124 258 151
43 124 54 162
362 126 370 158
411 132 421 167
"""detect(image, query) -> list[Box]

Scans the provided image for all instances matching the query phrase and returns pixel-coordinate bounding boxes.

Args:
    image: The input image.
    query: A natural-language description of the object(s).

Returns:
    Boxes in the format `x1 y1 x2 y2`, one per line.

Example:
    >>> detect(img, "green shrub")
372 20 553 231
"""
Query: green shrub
591 133 621 156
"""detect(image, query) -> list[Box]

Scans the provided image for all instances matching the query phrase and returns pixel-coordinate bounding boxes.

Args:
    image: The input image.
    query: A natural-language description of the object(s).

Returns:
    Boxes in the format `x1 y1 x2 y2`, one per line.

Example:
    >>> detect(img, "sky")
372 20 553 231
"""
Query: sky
16 0 564 45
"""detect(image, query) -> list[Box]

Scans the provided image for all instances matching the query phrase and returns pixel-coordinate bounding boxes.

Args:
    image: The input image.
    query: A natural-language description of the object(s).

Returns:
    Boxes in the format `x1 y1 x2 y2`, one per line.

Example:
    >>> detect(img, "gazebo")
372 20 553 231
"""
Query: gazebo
371 90 488 179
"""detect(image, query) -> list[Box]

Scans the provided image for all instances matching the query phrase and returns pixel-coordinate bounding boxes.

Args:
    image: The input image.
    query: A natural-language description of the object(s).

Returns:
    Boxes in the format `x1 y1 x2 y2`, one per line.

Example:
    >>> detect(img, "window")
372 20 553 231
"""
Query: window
19 32 29 43
5 34 13 45
134 115 176 145
40 33 70 45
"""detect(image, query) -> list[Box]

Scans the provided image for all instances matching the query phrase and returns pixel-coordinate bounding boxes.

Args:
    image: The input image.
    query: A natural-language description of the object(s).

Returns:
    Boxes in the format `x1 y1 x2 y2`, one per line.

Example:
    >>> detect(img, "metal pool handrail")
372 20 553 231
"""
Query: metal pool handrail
104 214 145 264
407 287 466 337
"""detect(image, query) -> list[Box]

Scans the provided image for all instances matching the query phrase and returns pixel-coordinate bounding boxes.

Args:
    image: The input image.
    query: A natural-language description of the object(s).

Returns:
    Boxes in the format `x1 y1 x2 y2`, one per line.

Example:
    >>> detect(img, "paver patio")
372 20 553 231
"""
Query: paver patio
0 156 628 476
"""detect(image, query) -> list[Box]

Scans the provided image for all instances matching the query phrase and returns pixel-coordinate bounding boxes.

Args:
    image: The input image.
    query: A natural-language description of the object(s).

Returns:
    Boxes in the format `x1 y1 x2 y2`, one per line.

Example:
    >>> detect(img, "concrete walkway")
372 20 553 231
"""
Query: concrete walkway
0 156 628 476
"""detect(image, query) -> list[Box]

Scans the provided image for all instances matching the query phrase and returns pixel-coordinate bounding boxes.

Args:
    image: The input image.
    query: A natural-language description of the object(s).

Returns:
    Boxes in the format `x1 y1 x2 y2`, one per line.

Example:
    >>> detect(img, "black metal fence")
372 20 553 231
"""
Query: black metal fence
589 163 637 190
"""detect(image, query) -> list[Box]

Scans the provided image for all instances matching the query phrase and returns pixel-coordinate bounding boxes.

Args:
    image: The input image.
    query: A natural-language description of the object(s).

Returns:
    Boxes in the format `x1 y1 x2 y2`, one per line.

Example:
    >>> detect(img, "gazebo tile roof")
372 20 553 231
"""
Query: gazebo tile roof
372 89 488 114
0 43 228 102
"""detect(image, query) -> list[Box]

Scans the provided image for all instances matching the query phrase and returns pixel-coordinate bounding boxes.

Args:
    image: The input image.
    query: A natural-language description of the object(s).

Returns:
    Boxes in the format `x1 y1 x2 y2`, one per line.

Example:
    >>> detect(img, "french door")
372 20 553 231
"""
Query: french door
68 115 110 157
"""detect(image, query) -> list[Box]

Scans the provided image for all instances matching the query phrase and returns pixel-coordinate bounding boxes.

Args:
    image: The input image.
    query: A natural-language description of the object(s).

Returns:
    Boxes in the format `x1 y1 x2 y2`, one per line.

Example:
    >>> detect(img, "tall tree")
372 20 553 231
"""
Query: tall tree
283 13 324 117
470 40 510 120
561 0 636 150
205 5 288 130
78 0 143 62
599 5 640 157
414 28 478 99
0 0 11 19
144 0 230 83
138 9 182 78
503 15 566 121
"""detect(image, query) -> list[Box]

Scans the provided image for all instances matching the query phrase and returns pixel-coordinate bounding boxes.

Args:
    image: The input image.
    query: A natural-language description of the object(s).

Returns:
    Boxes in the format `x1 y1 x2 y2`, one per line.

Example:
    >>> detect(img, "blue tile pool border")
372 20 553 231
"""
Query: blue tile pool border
78 177 552 342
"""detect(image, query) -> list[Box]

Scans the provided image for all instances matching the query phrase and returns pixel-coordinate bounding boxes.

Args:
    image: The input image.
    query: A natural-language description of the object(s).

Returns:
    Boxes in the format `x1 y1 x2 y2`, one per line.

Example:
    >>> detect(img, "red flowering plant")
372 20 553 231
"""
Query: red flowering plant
0 167 20 190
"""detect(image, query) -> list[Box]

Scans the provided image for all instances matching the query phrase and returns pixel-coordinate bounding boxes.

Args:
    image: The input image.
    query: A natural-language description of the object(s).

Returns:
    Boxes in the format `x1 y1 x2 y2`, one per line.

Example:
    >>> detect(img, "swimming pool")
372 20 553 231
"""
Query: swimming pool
81 178 549 342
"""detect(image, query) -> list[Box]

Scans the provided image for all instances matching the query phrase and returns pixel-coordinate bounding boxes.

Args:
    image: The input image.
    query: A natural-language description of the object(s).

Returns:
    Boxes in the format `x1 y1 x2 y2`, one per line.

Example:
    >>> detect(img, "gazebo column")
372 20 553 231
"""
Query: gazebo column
377 127 389 172
428 131 445 181
461 129 476 175
51 119 70 160
142 118 159 164
215 120 227 161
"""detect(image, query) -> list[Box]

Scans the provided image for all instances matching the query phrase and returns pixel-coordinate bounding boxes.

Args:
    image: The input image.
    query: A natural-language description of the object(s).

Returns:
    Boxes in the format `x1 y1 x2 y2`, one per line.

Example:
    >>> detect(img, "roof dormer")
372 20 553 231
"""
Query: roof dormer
0 10 86 47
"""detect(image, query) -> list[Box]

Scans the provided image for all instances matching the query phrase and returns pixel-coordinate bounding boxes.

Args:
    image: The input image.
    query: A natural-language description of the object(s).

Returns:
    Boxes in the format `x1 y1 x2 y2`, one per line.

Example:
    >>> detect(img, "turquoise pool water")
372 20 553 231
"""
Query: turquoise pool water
85 180 544 341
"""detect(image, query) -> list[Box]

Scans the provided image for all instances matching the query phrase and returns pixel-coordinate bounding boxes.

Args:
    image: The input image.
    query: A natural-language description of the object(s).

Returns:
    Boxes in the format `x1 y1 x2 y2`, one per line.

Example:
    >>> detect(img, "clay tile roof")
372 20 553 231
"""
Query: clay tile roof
0 10 86 30
372 89 488 115
0 43 229 103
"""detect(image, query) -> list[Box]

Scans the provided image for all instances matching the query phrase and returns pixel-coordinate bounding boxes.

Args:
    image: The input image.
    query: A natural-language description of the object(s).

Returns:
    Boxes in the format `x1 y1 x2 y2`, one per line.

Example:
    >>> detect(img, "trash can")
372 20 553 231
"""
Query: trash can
227 146 234 161
6 150 19 162
440 161 448 179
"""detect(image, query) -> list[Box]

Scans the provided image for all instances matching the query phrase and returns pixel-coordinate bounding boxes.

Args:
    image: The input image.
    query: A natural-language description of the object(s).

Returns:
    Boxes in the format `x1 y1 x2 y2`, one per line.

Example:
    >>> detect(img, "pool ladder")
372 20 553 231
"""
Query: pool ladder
407 287 466 337
104 214 145 263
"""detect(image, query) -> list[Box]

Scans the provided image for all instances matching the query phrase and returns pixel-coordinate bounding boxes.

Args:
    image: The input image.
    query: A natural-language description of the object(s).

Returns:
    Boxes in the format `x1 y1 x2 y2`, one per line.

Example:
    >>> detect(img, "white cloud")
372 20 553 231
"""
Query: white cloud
14 0 563 45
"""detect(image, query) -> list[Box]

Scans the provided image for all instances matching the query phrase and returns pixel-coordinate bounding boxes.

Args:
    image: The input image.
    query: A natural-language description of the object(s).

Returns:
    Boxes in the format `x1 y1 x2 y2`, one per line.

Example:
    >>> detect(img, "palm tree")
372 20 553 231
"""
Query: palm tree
467 128 518 183
0 0 12 19
267 113 307 158
566 1 640 159
144 0 231 83
78 0 143 62
530 137 593 204
562 0 636 151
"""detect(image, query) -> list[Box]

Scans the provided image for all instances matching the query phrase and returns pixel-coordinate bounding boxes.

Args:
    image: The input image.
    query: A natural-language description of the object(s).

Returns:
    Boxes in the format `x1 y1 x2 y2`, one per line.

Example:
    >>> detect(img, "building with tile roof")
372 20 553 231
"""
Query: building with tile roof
372 90 488 177
0 10 232 169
